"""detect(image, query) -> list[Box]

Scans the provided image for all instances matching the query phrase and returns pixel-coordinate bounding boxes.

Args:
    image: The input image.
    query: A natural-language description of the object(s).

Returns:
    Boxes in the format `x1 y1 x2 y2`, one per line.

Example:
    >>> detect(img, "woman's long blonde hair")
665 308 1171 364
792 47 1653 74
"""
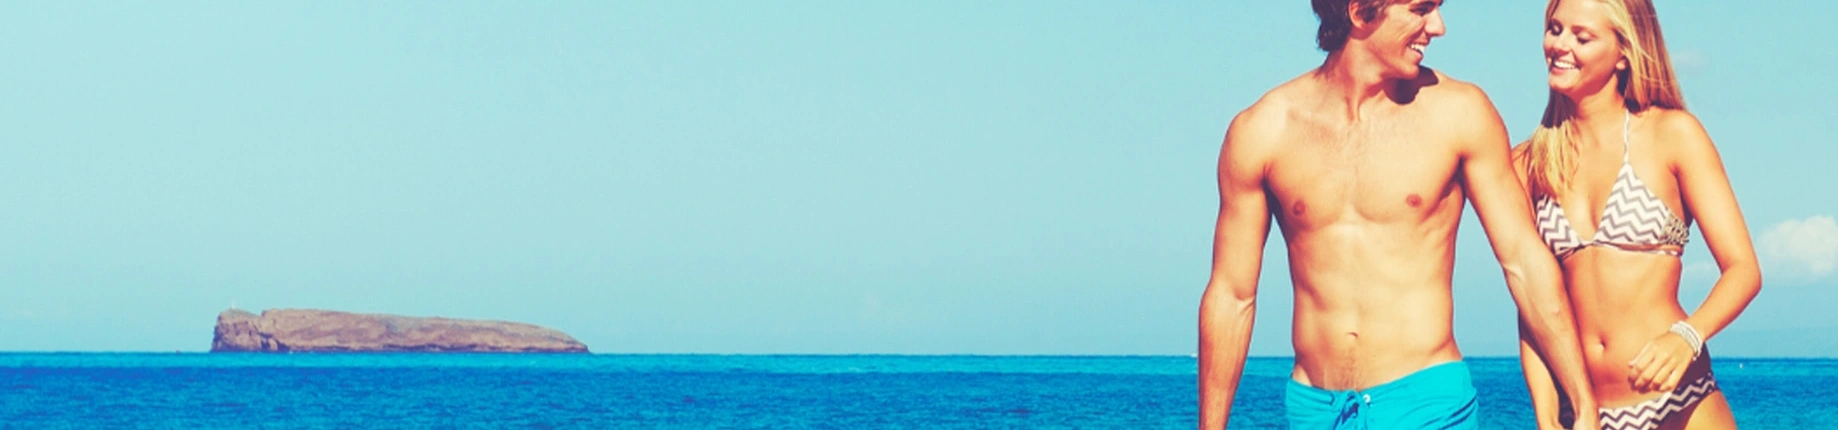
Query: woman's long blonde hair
1525 0 1686 198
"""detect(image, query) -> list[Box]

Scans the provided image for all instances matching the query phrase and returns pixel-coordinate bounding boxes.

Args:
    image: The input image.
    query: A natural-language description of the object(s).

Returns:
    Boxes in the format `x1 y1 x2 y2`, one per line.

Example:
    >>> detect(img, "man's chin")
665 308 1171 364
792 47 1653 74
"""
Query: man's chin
1387 63 1424 80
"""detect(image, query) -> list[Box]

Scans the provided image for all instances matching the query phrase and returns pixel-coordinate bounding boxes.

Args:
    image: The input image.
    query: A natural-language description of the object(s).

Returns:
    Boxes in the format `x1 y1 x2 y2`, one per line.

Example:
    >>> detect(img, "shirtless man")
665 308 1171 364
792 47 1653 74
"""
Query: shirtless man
1198 1 1600 428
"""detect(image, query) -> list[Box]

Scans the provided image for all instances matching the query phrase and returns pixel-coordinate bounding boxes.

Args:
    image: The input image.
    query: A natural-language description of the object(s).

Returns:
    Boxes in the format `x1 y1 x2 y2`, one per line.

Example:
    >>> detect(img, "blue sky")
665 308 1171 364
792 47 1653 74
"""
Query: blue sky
2 2 1834 356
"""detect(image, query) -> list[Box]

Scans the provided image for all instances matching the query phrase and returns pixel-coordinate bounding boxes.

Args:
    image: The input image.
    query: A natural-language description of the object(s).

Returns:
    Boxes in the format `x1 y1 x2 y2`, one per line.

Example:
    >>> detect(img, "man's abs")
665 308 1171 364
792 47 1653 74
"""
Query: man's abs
1282 228 1464 391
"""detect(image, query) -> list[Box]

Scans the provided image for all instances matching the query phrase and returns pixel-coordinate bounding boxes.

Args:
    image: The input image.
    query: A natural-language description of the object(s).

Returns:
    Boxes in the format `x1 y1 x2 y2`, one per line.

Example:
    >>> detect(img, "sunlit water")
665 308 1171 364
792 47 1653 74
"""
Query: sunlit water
3 354 1832 429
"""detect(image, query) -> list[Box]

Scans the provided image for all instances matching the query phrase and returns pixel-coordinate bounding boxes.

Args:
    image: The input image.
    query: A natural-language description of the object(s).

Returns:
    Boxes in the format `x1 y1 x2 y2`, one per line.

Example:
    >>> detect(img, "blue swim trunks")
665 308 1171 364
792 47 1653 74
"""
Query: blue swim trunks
1284 361 1479 430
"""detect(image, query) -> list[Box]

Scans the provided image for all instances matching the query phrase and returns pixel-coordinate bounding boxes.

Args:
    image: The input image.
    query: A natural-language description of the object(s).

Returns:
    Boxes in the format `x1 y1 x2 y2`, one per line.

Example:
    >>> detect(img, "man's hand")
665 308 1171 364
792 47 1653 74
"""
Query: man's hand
1571 414 1600 430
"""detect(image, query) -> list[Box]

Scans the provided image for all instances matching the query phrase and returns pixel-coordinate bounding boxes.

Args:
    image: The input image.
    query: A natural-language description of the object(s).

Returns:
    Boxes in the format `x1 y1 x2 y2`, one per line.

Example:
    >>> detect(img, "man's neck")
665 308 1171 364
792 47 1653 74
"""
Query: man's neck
1316 47 1398 122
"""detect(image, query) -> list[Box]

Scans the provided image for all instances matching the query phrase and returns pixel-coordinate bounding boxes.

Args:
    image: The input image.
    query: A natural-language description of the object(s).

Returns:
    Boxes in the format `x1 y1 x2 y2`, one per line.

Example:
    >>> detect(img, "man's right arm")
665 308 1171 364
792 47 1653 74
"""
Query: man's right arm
1454 89 1598 428
1509 144 1566 430
1198 110 1274 430
1519 318 1566 429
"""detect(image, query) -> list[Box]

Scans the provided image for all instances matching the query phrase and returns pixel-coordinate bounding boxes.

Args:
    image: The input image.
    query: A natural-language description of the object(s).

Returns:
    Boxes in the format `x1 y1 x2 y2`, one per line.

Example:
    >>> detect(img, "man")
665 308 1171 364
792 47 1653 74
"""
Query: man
1197 1 1600 428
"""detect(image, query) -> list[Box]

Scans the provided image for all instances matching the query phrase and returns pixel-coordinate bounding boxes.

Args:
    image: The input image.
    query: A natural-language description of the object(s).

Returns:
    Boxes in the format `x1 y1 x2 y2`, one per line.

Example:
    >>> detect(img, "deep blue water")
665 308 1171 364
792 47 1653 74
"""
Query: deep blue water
2 354 1834 429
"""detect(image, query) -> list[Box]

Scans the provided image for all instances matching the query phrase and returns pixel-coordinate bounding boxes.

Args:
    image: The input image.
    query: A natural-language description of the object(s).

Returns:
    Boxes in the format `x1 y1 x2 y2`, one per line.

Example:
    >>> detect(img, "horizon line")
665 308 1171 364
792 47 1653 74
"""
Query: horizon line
3 351 1835 360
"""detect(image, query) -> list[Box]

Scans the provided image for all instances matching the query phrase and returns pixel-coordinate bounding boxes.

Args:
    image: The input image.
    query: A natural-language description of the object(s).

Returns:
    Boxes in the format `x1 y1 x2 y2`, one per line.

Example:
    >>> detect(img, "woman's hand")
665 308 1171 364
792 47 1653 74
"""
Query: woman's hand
1628 331 1694 393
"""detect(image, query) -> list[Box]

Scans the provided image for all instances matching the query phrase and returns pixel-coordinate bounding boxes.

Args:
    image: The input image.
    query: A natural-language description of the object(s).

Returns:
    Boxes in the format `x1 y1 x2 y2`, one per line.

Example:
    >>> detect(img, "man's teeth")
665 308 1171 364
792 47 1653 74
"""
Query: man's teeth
1410 44 1426 54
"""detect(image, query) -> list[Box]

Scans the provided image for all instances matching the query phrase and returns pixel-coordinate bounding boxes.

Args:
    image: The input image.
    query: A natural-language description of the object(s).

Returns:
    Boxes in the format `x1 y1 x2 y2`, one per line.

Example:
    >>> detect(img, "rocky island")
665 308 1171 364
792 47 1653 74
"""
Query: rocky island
211 308 588 353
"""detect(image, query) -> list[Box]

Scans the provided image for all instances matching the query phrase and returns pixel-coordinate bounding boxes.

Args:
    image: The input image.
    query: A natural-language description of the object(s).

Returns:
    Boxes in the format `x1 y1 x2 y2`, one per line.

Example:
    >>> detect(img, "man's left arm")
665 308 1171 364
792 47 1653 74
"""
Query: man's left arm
1452 86 1599 423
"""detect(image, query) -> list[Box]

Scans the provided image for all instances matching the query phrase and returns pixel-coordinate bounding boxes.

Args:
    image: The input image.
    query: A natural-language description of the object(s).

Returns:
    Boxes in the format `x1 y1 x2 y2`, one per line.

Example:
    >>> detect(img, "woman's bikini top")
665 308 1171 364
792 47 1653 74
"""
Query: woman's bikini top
1534 112 1691 261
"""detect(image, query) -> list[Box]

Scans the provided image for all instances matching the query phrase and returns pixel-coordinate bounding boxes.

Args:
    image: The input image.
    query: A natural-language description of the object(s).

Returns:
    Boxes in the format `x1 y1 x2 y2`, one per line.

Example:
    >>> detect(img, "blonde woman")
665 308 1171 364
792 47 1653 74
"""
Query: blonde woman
1511 0 1763 429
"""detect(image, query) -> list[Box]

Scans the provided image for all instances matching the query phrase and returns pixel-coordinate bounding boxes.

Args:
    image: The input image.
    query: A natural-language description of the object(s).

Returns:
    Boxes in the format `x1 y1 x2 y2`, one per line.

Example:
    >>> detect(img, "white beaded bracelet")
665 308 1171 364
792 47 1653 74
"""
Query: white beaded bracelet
1669 320 1703 359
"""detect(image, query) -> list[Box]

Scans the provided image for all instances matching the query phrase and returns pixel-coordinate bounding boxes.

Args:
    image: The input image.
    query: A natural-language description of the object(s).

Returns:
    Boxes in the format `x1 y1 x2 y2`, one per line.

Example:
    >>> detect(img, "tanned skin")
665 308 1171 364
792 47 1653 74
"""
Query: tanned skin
1514 1 1760 428
1198 2 1599 428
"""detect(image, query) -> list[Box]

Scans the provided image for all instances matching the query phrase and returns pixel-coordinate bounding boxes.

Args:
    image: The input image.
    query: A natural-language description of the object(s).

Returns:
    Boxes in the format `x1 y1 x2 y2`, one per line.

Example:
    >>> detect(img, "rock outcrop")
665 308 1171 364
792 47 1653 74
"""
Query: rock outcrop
211 308 588 353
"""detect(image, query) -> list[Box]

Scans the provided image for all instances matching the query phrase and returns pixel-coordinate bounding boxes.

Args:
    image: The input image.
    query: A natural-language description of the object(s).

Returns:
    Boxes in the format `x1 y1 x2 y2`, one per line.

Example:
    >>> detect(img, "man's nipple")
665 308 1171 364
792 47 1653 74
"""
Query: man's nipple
1291 201 1307 216
1406 194 1423 207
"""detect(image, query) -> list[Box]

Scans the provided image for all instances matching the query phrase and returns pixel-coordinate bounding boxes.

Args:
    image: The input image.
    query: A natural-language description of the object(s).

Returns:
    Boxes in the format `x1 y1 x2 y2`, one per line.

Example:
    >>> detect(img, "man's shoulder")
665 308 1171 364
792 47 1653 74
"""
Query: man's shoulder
1225 78 1311 152
1230 96 1288 137
1412 69 1509 149
1241 75 1315 119
1414 69 1495 113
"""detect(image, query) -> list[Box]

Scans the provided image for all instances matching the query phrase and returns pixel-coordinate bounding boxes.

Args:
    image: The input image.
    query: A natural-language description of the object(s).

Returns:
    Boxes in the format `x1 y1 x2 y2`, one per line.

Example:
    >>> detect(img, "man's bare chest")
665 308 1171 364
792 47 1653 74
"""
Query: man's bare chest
1263 133 1464 227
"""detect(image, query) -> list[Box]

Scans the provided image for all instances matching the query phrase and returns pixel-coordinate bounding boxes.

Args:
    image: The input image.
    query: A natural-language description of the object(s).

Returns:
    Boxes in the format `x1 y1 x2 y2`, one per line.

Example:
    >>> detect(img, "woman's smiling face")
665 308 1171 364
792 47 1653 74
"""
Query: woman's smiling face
1544 0 1627 100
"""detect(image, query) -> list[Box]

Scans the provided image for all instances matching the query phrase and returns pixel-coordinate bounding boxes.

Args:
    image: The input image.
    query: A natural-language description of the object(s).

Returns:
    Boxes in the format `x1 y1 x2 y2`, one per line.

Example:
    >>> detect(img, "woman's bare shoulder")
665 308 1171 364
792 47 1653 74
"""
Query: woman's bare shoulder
1642 108 1720 166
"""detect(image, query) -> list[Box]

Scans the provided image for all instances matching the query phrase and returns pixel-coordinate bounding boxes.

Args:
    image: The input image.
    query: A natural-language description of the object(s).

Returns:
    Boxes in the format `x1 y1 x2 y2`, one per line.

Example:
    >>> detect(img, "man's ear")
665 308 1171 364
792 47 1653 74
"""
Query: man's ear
1348 2 1384 33
1348 2 1369 29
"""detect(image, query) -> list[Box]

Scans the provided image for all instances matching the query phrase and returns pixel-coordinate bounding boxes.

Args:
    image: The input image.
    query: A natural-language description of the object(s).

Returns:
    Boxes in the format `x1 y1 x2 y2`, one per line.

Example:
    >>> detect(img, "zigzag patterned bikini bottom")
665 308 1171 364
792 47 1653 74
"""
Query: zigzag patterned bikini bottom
1589 371 1721 430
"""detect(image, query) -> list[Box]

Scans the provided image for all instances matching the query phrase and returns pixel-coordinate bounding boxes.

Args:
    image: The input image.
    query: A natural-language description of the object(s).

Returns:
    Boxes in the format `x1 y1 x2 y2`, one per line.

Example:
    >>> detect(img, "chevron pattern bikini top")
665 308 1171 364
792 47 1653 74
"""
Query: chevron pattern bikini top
1534 112 1691 261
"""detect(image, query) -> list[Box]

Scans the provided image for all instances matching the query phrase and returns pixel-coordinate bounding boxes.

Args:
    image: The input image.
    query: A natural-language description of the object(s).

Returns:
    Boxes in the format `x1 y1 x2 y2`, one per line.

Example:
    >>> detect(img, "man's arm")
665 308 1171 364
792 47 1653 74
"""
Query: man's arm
1453 88 1598 425
1198 110 1274 430
1507 144 1567 430
1519 319 1566 429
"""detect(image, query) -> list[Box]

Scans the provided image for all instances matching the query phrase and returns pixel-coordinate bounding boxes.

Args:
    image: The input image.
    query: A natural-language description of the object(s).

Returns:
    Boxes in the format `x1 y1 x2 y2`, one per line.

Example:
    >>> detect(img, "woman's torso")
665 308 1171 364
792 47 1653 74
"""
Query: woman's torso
1540 110 1703 407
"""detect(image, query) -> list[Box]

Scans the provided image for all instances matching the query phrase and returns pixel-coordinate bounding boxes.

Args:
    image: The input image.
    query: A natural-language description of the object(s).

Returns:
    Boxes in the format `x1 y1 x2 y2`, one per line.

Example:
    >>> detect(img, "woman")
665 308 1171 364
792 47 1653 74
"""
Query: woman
1511 0 1763 429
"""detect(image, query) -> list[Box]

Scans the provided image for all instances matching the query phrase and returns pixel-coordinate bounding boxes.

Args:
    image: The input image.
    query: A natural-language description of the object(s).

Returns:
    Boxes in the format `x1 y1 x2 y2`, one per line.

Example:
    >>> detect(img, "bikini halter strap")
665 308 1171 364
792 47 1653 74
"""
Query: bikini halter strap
1621 110 1632 163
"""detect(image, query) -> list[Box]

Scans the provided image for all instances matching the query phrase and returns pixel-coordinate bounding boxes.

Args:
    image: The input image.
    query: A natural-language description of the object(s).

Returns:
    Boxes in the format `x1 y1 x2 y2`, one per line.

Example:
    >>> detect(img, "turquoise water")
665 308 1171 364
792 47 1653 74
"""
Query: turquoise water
2 354 1832 429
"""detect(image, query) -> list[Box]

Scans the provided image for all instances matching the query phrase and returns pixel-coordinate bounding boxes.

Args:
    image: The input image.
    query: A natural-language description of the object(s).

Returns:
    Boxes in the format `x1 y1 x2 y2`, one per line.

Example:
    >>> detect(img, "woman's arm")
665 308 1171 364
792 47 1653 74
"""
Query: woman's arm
1629 110 1764 393
1668 111 1762 343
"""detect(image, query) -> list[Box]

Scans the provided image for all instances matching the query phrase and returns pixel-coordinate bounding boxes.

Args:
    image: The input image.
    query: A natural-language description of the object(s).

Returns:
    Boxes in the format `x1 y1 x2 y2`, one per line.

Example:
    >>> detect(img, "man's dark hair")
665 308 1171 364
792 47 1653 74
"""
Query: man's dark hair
1312 0 1397 52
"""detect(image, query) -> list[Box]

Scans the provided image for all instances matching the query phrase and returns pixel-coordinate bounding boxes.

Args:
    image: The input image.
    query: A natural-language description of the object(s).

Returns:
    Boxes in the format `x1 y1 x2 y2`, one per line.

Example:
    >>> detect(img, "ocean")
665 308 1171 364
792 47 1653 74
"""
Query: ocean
2 354 1833 429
